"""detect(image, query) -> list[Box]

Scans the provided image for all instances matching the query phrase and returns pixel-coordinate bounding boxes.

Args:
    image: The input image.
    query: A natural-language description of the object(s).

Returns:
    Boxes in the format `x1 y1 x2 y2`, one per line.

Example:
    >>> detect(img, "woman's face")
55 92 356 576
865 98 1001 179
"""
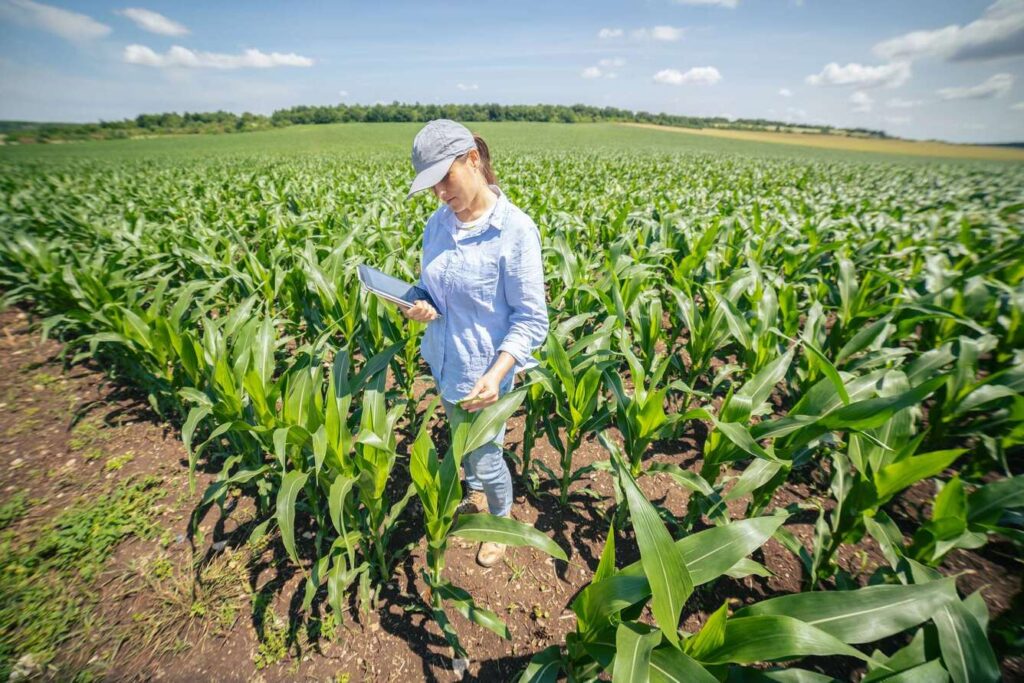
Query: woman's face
432 149 484 213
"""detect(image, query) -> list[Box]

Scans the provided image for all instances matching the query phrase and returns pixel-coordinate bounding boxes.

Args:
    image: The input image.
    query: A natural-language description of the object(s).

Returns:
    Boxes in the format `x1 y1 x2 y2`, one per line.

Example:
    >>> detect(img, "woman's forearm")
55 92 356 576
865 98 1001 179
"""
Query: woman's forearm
485 351 517 383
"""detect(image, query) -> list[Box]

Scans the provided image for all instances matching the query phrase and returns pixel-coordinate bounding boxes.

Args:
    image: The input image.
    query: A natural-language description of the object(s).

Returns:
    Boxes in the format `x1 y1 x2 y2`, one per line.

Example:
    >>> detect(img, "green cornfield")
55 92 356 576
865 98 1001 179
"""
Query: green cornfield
0 122 1021 681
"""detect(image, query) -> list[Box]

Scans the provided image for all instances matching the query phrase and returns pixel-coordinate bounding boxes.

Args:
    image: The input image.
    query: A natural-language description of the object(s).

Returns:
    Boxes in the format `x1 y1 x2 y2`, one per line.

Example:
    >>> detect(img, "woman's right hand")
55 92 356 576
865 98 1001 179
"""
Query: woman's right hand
403 300 439 322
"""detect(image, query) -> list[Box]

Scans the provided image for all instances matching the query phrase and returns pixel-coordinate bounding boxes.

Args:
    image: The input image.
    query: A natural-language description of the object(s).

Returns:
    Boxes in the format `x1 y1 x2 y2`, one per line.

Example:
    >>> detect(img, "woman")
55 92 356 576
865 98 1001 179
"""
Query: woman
403 119 548 567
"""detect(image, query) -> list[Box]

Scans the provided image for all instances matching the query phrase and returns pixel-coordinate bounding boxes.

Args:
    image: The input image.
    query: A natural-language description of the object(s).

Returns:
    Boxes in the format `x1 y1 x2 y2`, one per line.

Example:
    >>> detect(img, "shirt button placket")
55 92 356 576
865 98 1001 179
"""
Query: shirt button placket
439 249 454 381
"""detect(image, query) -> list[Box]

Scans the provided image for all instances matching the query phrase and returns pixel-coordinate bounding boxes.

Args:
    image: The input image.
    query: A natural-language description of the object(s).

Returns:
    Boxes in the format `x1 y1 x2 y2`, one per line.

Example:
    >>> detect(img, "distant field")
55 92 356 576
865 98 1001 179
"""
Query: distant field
1 111 1022 683
623 122 1024 162
2 121 1020 165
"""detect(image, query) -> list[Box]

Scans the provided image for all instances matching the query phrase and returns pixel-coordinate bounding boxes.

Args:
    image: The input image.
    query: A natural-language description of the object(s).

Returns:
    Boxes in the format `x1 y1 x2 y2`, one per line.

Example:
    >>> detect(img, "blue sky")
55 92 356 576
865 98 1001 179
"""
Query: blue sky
1 0 1022 143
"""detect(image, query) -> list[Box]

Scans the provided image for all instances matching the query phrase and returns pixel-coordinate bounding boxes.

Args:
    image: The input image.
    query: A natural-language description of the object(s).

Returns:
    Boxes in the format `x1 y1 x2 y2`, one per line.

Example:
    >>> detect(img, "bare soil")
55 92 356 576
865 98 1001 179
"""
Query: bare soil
0 307 1019 682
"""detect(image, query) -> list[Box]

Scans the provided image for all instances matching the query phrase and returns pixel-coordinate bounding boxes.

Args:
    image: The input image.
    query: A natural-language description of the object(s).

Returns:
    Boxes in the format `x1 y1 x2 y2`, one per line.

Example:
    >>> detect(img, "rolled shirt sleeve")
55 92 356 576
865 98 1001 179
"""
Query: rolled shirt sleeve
497 220 548 373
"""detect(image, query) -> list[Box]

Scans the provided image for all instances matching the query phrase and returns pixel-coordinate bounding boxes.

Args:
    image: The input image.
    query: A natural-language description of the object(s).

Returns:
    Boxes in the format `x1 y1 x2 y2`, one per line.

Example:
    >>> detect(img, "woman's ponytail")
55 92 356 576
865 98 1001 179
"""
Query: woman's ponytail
473 134 498 187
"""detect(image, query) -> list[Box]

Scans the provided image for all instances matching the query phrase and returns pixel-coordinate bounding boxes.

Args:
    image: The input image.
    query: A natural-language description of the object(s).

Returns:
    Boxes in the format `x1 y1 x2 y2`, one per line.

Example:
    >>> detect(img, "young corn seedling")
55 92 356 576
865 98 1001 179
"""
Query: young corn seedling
522 458 980 683
516 371 554 493
409 386 567 662
775 369 959 587
538 331 616 506
705 267 783 376
907 474 1024 566
666 284 730 385
602 332 680 479
360 291 428 433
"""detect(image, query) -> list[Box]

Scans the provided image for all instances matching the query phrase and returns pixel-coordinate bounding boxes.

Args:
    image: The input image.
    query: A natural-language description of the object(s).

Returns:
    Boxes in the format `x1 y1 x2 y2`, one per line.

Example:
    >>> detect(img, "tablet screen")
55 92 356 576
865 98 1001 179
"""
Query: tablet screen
357 265 432 307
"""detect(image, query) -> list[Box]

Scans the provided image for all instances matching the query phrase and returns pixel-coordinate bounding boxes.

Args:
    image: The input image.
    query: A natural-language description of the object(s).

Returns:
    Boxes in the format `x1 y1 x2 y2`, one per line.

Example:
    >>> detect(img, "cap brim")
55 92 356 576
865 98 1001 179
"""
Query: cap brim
406 157 456 199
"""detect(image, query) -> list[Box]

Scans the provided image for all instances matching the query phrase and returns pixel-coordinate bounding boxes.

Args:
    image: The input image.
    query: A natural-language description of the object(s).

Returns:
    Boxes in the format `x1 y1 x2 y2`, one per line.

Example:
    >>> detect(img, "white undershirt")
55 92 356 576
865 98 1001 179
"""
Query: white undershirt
453 196 497 238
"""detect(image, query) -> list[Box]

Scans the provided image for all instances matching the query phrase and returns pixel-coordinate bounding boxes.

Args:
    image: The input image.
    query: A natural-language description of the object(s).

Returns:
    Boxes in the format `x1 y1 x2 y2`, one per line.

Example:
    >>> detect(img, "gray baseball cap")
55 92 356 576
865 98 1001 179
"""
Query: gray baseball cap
407 119 477 199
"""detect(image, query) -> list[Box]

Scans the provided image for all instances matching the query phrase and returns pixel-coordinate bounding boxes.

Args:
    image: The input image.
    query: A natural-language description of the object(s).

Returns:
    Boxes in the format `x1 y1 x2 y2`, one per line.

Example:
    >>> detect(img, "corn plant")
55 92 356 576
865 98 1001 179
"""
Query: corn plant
602 332 681 479
924 334 1024 453
666 284 730 384
516 370 555 492
779 369 960 586
537 331 616 505
409 387 567 660
521 449 981 682
907 474 1024 566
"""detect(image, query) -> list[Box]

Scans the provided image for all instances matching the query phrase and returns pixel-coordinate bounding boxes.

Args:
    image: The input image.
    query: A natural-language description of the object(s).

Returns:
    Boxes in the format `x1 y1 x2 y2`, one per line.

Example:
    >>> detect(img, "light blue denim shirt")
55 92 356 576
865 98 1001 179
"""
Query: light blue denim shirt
414 185 549 403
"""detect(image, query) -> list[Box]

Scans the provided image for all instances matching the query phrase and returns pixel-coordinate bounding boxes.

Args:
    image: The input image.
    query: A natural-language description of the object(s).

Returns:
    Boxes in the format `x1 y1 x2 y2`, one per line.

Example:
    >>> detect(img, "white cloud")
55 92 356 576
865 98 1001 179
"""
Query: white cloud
583 61 623 79
123 44 314 69
850 90 874 113
598 27 623 39
885 97 924 108
0 57 312 122
338 90 348 97
653 66 722 85
1012 101 1024 110
873 0 1024 63
116 7 188 36
937 72 1013 99
883 115 912 125
672 0 738 6
633 25 684 41
0 0 110 42
456 82 478 90
778 87 792 97
805 61 911 88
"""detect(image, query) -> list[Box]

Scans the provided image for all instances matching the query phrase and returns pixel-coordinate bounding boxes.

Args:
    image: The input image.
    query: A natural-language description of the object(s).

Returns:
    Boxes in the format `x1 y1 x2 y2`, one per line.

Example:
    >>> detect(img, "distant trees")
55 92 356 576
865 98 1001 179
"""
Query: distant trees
2 102 889 144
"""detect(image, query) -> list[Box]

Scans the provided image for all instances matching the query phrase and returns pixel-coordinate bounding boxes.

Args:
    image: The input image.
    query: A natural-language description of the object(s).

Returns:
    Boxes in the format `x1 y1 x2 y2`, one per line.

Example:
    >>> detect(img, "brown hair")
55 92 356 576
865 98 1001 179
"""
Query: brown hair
473 134 498 186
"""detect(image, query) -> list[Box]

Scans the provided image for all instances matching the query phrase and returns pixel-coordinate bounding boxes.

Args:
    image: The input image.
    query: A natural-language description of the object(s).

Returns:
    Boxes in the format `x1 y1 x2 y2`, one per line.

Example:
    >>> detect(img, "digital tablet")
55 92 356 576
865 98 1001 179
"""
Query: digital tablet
357 264 438 312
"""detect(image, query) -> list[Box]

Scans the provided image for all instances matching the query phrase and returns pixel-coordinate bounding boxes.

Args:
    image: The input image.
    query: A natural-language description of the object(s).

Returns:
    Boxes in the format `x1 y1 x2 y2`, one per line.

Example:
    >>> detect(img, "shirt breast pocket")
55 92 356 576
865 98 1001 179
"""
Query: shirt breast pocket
460 250 500 305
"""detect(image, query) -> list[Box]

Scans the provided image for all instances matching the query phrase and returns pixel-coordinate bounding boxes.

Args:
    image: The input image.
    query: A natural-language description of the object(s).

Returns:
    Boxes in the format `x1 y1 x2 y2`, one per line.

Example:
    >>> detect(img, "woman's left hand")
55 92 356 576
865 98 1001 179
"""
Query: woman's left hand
460 371 502 412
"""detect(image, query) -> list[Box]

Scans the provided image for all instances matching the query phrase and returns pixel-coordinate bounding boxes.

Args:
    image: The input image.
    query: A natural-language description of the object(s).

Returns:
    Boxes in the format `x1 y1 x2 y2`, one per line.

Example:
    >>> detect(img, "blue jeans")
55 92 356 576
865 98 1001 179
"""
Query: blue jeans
439 375 514 517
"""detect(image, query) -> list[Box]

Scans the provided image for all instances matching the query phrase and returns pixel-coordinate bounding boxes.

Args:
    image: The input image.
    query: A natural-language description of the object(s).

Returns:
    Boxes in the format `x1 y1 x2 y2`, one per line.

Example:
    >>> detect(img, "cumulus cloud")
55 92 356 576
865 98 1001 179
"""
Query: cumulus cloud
599 57 626 67
885 97 923 108
123 44 314 69
805 61 911 88
456 83 478 90
0 0 110 41
850 90 874 113
116 7 188 36
598 27 623 38
581 65 618 79
937 72 1013 99
778 87 793 97
873 0 1024 62
633 25 684 41
672 0 738 6
653 66 722 85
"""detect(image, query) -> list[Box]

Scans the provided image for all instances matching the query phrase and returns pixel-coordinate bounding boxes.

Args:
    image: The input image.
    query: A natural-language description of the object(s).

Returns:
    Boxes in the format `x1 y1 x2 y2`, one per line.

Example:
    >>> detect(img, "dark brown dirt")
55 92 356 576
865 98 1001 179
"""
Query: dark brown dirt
0 306 1019 682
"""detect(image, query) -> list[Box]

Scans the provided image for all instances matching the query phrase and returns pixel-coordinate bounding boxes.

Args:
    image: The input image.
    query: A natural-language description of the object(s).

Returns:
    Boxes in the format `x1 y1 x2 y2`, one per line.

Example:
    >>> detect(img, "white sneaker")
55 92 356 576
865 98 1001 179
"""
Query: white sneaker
477 512 510 567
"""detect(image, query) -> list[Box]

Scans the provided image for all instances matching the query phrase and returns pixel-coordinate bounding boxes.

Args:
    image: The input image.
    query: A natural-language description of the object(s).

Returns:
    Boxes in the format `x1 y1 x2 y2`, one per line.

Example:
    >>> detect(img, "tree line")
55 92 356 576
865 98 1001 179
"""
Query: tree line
1 102 888 144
